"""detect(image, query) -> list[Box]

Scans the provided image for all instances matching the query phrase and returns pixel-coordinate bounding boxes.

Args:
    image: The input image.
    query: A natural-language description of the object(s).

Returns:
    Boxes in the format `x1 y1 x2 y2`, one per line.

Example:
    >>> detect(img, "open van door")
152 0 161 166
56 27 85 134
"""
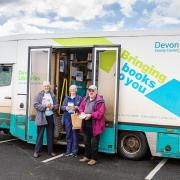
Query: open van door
92 46 121 153
26 47 52 143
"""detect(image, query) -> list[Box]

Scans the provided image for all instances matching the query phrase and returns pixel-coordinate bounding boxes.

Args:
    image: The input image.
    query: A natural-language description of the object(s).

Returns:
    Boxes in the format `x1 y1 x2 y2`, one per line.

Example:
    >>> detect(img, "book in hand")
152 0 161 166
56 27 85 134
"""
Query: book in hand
79 113 87 120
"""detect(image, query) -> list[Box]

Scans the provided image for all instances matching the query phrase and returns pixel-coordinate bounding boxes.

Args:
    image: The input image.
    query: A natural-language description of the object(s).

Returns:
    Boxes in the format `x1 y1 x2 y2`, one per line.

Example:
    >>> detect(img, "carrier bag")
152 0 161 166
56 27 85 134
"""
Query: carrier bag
71 113 82 129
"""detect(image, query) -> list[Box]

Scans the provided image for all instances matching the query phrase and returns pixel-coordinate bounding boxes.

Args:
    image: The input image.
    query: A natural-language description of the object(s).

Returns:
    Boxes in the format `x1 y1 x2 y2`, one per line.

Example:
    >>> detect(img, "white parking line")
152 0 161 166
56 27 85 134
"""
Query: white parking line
145 158 168 180
0 138 18 144
42 153 64 163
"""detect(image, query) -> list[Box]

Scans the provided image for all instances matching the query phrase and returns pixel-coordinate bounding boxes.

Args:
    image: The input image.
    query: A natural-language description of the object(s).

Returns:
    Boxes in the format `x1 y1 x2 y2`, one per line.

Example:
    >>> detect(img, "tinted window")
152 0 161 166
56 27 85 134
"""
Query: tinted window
0 65 12 86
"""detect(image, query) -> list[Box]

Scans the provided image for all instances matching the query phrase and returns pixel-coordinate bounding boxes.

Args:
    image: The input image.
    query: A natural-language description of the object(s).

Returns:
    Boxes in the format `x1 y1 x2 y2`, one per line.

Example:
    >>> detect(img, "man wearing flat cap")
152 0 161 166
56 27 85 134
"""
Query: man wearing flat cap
79 85 106 165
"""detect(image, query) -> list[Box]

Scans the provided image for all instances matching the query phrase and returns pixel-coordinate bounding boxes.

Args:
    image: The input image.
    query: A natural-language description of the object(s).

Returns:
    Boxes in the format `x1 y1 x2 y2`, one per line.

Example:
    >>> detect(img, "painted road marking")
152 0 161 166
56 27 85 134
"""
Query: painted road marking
0 138 18 144
145 158 168 180
42 153 64 163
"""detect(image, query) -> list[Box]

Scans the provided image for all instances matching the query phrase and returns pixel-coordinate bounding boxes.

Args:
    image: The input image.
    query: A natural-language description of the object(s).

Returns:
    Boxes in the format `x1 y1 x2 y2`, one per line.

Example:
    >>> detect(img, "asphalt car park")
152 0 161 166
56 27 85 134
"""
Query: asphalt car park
0 133 180 180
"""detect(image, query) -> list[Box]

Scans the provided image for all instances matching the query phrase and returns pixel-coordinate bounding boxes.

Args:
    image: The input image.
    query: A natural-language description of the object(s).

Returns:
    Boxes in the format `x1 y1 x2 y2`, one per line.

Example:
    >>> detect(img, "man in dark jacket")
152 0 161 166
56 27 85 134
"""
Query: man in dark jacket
33 81 58 158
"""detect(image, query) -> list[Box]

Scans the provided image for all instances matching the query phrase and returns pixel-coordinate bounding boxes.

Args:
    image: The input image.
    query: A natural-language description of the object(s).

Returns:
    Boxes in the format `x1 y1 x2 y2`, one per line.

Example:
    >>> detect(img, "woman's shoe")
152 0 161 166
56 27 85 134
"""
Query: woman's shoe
71 154 77 157
64 152 73 157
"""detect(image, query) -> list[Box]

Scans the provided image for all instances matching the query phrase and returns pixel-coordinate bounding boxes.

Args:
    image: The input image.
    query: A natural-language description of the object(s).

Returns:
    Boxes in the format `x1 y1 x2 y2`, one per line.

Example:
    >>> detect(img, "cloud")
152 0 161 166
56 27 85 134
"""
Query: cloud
0 16 84 36
156 0 180 18
0 0 137 36
0 0 23 5
23 0 137 20
149 13 180 27
141 0 180 27
102 20 125 31
148 0 180 17
0 18 50 35
117 0 137 17
1 0 179 36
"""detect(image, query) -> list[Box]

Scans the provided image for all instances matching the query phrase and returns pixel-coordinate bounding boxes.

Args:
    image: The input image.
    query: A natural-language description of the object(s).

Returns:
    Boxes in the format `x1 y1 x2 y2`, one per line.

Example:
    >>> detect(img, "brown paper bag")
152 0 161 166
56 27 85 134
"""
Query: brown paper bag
71 113 82 129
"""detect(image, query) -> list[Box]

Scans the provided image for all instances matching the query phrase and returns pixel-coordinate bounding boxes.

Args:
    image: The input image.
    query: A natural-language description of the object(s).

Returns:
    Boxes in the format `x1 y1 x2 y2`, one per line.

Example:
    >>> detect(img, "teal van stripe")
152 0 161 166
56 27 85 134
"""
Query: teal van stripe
118 123 180 134
0 112 11 129
146 79 180 117
9 114 26 141
157 132 180 158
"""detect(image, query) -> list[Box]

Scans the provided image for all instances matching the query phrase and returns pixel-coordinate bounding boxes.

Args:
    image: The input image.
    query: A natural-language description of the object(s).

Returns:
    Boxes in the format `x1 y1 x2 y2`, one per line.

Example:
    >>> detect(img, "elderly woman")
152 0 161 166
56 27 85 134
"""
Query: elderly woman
61 85 82 157
33 81 58 158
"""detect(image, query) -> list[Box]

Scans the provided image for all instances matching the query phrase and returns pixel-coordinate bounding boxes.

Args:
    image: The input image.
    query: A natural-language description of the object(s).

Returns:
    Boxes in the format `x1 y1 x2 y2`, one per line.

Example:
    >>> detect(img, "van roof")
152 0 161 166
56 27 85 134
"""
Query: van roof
0 29 180 41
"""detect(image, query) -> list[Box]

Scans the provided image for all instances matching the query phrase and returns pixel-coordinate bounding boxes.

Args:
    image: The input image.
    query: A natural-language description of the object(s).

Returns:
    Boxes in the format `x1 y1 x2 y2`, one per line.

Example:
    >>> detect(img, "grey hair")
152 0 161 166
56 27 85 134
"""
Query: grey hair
43 81 50 86
69 85 77 91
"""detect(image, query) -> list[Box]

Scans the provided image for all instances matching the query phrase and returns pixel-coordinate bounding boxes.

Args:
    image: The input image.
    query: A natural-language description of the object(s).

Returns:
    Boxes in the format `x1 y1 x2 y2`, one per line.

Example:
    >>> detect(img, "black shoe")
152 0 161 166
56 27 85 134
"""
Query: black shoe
71 154 77 157
64 153 73 157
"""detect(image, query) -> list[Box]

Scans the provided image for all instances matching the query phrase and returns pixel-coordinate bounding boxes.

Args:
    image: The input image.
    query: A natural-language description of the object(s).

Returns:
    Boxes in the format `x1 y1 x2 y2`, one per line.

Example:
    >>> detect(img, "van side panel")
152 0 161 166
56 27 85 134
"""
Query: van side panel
0 41 17 130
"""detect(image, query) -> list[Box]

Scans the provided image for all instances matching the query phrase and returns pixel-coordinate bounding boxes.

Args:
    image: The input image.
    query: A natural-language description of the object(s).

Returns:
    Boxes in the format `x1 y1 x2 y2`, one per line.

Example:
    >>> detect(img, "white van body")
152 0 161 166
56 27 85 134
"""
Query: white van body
0 29 179 159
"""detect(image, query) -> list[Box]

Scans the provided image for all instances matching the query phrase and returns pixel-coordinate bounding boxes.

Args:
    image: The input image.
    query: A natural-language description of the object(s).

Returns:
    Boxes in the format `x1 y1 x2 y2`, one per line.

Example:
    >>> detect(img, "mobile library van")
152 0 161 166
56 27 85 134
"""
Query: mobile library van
0 30 179 159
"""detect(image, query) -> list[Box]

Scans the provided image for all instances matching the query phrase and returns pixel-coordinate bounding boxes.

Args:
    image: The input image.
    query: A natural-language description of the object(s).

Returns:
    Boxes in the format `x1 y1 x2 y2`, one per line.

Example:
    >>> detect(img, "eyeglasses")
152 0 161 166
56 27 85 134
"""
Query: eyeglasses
88 89 95 92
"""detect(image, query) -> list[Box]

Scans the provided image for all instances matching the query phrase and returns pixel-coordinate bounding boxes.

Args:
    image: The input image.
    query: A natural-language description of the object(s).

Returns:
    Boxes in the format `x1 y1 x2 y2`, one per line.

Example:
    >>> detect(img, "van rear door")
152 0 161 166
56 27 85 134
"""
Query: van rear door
92 46 121 153
26 47 52 143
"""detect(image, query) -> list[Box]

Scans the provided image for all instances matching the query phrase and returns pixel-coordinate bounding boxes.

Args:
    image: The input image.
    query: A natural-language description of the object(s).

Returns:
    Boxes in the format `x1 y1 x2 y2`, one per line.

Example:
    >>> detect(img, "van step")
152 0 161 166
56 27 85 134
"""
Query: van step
54 140 85 147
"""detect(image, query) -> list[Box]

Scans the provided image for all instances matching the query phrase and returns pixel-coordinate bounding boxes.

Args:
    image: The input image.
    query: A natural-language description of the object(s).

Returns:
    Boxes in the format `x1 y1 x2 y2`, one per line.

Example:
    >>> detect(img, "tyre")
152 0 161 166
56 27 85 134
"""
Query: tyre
117 131 148 160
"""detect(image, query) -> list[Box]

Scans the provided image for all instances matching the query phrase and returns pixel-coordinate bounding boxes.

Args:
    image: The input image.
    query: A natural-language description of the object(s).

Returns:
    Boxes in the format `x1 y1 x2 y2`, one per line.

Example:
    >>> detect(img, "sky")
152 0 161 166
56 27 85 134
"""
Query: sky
0 0 180 36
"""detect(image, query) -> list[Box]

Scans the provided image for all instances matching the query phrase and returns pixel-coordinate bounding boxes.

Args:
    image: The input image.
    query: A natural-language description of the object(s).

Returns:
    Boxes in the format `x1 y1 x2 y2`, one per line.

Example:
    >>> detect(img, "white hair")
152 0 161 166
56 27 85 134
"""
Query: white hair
69 84 77 91
43 81 50 86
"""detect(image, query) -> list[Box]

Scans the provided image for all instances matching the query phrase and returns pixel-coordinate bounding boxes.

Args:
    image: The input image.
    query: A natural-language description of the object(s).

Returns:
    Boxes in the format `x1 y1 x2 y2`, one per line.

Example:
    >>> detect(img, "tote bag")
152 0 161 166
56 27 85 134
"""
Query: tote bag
71 113 82 129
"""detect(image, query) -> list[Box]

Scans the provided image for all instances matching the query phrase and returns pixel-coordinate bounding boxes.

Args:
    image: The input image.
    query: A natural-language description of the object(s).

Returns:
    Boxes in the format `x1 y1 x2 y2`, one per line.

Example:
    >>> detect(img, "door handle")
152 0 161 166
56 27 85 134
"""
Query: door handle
4 96 12 99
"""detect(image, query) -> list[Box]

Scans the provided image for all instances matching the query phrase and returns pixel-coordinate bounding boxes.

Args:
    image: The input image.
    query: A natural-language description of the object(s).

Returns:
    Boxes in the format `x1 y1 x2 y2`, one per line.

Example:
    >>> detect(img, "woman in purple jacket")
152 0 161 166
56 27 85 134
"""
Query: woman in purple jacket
79 85 105 165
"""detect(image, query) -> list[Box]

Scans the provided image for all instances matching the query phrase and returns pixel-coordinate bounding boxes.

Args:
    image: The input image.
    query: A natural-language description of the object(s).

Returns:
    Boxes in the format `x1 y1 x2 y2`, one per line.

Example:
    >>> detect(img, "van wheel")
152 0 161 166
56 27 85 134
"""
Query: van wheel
118 131 148 160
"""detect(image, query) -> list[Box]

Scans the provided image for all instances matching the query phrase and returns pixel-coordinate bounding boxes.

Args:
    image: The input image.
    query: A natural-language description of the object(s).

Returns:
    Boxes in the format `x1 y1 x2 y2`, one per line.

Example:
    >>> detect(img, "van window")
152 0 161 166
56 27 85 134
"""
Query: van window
0 65 12 86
